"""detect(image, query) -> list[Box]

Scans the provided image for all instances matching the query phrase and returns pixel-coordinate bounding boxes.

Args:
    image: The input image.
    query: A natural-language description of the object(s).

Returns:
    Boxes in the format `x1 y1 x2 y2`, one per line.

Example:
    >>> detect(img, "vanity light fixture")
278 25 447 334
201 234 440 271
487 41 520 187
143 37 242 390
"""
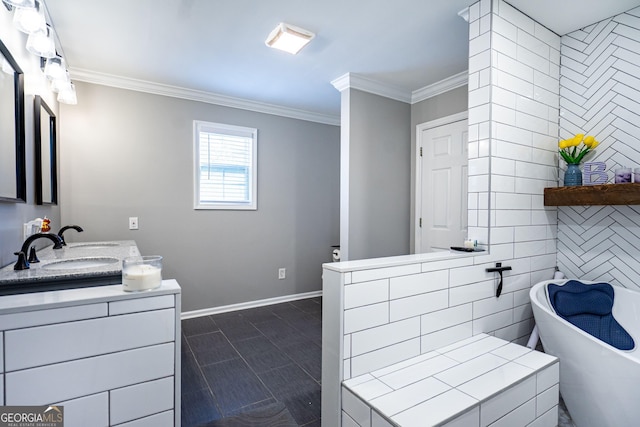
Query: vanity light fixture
26 25 56 58
44 55 66 80
57 81 77 105
265 23 315 55
13 0 46 34
4 0 78 104
50 69 69 92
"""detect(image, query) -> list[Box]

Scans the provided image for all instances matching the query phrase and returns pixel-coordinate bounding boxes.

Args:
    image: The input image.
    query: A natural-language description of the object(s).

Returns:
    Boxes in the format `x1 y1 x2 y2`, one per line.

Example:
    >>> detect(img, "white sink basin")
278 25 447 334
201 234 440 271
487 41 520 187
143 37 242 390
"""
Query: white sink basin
42 257 120 271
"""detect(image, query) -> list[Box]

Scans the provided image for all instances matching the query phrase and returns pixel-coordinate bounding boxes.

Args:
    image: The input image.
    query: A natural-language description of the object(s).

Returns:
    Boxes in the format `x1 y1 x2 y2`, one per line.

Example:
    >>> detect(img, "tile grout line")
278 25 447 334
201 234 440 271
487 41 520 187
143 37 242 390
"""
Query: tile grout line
182 331 226 418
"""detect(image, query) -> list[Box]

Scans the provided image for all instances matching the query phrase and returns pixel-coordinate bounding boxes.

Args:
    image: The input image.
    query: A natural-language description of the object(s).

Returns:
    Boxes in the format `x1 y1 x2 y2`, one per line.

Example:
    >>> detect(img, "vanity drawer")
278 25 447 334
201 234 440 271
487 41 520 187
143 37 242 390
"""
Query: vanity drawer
0 303 107 330
55 392 109 427
5 342 174 405
109 295 175 315
5 308 175 371
110 377 174 425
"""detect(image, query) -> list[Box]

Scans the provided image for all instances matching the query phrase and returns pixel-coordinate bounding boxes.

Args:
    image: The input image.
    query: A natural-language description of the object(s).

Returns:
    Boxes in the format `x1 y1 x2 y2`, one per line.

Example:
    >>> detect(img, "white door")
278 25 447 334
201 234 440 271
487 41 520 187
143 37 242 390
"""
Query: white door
417 118 468 252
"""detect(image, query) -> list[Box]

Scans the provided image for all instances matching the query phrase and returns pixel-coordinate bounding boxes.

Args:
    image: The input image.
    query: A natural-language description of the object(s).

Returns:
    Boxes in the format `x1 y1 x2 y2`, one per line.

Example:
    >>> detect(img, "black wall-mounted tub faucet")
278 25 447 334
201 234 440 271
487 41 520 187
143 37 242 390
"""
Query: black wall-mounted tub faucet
486 262 512 298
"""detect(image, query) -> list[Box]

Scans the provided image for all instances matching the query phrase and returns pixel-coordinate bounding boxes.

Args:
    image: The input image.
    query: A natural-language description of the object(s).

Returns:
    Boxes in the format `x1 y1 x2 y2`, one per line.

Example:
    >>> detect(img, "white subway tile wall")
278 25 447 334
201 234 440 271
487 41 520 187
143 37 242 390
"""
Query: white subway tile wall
557 5 640 292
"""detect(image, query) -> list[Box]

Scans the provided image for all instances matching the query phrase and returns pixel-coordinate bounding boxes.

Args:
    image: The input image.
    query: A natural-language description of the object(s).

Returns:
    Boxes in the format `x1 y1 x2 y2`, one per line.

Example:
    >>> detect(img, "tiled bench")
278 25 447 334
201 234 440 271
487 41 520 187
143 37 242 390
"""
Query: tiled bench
342 334 559 427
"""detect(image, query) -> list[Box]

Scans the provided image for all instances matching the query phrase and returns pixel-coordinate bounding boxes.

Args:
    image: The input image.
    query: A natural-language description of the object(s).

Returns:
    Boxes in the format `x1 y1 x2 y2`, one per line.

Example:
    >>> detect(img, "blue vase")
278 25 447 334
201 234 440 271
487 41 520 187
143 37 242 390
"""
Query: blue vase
564 163 582 186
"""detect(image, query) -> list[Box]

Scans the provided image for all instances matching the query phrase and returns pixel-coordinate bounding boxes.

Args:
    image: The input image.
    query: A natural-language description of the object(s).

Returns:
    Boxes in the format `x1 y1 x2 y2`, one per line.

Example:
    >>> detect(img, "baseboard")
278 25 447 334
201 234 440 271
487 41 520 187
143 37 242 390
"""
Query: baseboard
180 290 323 319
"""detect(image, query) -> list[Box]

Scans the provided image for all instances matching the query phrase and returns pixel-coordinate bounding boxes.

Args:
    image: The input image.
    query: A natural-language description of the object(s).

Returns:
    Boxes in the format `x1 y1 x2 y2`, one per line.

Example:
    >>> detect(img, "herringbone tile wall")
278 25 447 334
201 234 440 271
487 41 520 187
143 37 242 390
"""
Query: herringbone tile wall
558 6 640 290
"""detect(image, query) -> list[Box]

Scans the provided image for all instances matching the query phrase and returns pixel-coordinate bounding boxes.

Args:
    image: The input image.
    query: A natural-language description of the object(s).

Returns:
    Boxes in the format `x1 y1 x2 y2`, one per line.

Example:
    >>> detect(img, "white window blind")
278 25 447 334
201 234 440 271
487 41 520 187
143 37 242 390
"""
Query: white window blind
194 121 257 210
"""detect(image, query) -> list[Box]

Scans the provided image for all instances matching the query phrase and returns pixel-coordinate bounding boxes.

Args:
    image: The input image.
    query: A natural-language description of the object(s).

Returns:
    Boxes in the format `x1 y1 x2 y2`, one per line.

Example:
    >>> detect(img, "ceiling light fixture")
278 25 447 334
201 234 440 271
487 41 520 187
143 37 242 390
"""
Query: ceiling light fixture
265 23 314 55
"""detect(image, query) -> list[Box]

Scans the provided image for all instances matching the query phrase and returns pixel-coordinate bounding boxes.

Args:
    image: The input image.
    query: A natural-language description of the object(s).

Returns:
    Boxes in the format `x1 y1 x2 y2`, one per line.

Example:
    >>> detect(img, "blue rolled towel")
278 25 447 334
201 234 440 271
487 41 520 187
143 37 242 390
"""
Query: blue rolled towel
548 280 635 351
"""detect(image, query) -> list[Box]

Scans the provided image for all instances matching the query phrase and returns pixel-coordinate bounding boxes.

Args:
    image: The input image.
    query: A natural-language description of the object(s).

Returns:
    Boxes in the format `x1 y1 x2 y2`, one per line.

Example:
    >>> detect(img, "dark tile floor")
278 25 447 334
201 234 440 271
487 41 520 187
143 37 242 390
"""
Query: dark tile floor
181 297 323 427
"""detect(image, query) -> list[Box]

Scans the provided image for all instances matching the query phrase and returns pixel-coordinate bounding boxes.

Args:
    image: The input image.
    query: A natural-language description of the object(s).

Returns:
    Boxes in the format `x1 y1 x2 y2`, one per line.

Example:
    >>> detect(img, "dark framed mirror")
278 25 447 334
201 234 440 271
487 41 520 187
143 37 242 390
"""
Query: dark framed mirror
0 38 26 203
34 96 57 205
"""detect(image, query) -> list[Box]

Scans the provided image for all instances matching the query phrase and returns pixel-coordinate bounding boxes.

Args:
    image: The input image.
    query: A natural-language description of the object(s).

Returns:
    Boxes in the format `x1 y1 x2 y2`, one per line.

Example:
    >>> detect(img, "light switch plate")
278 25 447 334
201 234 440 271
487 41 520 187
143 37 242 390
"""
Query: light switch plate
129 217 139 230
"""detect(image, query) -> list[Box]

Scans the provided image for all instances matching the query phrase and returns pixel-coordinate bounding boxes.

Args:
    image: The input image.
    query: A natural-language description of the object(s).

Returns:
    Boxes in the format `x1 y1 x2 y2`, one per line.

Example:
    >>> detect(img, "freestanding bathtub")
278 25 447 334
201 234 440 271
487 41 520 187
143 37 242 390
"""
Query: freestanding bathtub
530 279 640 427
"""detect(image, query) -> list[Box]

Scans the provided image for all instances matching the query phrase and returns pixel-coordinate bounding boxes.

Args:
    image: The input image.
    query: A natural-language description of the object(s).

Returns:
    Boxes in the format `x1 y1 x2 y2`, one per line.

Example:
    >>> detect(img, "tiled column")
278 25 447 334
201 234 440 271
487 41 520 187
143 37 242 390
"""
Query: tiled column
467 0 492 246
488 0 560 260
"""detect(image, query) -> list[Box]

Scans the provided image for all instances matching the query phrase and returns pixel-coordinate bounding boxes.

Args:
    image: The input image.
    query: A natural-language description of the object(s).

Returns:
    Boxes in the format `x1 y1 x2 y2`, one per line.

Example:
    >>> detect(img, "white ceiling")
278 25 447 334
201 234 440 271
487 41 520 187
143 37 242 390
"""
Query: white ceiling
43 0 640 121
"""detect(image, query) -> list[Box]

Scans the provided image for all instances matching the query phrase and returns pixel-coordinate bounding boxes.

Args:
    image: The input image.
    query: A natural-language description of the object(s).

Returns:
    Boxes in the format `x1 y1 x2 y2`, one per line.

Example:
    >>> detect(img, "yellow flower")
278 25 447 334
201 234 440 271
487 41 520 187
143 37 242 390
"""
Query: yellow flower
583 136 599 149
571 134 584 146
559 132 598 164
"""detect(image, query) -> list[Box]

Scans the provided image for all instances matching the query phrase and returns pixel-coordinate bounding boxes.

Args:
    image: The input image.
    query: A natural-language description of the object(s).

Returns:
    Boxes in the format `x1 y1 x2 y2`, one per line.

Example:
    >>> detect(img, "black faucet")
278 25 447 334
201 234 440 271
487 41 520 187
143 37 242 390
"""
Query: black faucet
57 225 84 245
14 233 64 270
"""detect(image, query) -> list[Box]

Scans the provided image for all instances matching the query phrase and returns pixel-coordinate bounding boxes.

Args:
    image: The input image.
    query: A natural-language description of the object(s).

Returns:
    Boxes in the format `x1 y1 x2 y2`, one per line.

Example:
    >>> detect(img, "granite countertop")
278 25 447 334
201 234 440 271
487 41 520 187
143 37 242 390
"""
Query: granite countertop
0 240 140 293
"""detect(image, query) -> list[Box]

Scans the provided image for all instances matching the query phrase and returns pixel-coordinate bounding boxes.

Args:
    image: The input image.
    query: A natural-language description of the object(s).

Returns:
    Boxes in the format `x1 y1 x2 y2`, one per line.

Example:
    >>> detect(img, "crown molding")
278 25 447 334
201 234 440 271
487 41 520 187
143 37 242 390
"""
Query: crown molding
332 71 468 105
411 70 468 104
69 68 340 126
458 7 470 23
331 73 412 103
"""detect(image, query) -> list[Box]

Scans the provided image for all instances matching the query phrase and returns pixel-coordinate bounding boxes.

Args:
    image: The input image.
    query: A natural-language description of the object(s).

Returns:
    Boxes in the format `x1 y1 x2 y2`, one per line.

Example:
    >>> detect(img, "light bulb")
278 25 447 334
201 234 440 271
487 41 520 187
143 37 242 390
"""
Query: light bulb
26 26 56 58
13 0 45 34
44 56 66 80
57 82 77 105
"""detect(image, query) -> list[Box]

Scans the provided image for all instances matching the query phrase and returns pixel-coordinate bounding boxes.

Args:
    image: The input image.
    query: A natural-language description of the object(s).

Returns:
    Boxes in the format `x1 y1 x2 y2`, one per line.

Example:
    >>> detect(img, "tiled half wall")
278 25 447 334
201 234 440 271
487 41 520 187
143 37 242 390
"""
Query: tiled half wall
557 6 640 291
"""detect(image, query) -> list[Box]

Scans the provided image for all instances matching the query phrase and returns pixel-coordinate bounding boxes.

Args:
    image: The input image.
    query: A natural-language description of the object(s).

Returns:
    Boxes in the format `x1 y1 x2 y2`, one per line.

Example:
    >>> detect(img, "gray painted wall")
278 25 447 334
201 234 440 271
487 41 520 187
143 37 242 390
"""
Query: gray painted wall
411 86 469 129
60 82 340 312
409 86 469 252
343 89 411 260
0 10 61 268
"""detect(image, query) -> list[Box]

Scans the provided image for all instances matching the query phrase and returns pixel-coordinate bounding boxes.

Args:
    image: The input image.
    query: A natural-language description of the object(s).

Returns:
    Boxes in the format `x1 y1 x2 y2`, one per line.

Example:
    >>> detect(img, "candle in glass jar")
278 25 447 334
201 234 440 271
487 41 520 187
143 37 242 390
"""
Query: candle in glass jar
615 167 632 183
122 255 163 292
123 264 162 291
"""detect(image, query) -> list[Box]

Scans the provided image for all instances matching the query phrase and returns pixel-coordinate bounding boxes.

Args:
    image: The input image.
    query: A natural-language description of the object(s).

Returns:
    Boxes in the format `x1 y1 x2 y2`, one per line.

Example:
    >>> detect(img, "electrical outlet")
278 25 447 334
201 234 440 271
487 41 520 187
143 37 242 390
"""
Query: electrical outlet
278 268 286 280
129 217 139 230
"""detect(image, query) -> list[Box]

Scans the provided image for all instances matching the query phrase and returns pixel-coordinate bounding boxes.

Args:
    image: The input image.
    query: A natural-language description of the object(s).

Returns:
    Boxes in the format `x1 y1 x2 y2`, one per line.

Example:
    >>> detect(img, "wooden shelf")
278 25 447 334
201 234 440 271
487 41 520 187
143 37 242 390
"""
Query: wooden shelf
544 183 640 206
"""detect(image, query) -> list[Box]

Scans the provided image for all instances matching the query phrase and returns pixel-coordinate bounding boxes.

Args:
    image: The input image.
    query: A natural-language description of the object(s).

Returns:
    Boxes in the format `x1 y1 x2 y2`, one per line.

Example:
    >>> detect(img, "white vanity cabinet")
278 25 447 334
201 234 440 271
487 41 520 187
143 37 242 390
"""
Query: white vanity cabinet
0 280 181 427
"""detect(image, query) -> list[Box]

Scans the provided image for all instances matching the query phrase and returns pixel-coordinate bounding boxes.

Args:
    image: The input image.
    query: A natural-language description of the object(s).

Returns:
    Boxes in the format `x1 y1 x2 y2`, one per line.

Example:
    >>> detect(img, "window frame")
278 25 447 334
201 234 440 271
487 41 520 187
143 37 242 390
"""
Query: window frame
193 120 258 210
